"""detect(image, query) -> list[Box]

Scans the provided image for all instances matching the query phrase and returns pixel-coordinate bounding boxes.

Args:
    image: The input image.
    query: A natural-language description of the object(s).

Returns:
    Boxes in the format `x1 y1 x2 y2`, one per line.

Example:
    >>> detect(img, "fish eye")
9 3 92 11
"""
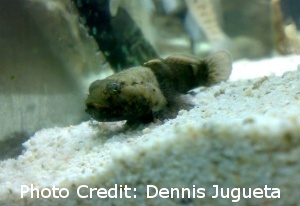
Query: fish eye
108 82 120 95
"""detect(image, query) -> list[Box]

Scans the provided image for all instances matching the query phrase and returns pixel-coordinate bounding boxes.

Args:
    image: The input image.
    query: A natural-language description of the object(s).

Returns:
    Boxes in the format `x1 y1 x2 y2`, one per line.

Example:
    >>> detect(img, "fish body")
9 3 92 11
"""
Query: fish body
272 0 300 54
185 0 227 44
85 51 232 124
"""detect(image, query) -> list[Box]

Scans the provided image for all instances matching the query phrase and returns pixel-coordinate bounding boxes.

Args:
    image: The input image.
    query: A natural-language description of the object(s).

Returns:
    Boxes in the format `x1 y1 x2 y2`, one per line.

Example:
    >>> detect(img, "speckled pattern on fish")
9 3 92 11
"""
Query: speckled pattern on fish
85 51 232 124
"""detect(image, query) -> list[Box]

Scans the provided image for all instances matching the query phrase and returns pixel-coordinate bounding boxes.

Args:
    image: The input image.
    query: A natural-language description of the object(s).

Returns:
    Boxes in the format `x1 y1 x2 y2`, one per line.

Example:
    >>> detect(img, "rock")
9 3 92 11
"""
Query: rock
0 0 112 159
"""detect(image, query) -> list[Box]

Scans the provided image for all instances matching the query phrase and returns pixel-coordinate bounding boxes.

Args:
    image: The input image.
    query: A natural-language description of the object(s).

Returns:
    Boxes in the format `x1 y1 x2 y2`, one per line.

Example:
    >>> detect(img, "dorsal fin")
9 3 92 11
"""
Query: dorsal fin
163 53 200 65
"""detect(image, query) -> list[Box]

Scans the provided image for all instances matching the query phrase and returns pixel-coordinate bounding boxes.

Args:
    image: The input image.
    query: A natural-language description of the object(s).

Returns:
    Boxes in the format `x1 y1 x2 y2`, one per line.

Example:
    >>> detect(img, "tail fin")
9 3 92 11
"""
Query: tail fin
204 50 232 86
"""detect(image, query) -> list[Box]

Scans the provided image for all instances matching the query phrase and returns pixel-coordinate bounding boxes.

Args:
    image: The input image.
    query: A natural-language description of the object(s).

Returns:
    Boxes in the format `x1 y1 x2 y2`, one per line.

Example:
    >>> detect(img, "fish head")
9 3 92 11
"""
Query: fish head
85 78 152 122
85 79 126 121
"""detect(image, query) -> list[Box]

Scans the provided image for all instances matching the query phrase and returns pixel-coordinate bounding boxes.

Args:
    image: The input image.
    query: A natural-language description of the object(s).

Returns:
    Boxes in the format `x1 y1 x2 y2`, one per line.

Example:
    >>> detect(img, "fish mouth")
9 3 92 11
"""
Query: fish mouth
85 102 107 110
85 102 108 118
85 102 121 121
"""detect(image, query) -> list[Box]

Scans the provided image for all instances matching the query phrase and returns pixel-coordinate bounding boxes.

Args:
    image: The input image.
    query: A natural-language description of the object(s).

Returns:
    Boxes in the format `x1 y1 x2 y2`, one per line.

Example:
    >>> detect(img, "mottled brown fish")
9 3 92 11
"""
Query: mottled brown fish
185 0 227 44
272 0 300 54
85 51 232 124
